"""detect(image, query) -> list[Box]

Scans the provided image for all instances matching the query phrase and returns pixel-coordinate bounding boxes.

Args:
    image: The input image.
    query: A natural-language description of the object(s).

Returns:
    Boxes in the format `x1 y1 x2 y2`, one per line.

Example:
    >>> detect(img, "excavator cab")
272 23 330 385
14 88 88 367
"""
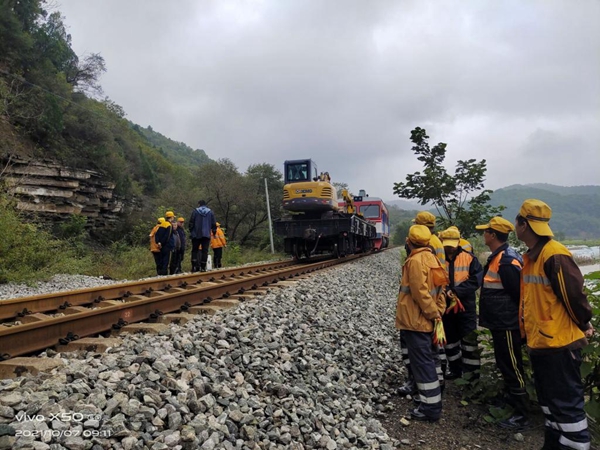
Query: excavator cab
284 159 318 184
282 159 336 213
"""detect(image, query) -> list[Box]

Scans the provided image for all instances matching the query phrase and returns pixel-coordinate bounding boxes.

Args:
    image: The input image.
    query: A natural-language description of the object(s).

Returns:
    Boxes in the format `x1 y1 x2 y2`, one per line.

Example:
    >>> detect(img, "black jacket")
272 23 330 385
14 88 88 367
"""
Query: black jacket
479 243 523 330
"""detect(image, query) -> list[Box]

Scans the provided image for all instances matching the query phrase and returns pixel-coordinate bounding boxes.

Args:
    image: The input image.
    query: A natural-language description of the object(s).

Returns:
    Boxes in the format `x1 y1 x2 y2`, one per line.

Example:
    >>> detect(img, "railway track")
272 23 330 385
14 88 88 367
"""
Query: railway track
0 253 372 362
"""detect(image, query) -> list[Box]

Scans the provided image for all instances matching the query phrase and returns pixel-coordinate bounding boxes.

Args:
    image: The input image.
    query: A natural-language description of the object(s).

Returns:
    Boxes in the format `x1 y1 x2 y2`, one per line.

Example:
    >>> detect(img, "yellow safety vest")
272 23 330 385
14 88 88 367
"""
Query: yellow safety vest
521 240 585 349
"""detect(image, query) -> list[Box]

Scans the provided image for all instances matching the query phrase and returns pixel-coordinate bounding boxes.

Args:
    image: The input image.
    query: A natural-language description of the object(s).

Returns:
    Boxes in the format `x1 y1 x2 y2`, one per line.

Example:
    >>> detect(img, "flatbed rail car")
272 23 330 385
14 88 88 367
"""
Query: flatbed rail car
273 212 377 259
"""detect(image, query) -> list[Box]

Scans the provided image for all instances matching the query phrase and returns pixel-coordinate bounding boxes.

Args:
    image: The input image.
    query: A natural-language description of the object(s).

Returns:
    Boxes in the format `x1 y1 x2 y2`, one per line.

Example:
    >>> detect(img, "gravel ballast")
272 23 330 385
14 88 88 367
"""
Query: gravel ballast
0 250 405 449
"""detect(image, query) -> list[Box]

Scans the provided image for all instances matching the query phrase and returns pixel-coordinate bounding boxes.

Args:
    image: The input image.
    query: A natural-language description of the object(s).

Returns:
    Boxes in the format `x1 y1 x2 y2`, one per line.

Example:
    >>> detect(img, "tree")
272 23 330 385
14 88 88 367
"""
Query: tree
332 181 349 198
393 127 504 237
65 53 106 97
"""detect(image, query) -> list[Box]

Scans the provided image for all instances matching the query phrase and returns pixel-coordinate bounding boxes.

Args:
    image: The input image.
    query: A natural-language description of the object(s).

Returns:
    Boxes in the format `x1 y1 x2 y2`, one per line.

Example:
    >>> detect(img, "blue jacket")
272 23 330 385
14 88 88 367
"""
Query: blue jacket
189 206 217 239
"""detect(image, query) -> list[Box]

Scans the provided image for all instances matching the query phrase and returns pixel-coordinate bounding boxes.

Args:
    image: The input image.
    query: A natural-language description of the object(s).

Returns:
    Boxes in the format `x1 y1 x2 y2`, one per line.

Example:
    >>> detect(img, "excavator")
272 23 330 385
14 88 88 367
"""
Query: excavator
274 159 376 259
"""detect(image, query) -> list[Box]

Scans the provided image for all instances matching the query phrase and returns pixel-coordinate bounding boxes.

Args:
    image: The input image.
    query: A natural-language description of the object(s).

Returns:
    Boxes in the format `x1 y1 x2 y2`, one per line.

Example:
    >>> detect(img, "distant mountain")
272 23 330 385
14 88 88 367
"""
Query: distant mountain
489 184 600 239
385 198 433 211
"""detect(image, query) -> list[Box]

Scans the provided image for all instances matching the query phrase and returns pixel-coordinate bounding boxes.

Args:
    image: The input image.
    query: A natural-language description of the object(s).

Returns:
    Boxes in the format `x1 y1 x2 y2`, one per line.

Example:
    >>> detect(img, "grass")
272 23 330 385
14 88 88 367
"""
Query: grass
0 197 285 285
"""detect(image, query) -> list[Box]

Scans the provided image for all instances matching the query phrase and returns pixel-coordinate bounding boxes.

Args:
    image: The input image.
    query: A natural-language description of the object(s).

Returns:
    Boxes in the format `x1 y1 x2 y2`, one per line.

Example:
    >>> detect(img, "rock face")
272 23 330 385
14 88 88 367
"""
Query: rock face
1 155 125 231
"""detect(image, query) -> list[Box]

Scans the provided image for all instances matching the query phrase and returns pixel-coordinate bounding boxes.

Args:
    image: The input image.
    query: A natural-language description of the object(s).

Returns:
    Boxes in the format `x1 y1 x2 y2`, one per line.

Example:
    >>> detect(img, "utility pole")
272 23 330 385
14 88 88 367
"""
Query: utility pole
265 178 275 254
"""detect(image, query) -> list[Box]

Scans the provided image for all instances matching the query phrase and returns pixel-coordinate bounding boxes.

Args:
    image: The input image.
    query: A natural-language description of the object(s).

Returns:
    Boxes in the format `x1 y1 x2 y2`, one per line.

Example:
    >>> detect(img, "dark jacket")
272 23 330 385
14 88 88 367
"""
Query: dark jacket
189 206 217 239
176 227 186 253
446 248 483 312
154 222 173 250
479 243 523 330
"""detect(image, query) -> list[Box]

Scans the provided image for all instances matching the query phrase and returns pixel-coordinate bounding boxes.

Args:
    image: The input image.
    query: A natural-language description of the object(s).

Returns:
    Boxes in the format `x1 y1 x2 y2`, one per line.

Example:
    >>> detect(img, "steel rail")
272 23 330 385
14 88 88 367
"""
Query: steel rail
0 259 303 321
0 254 364 359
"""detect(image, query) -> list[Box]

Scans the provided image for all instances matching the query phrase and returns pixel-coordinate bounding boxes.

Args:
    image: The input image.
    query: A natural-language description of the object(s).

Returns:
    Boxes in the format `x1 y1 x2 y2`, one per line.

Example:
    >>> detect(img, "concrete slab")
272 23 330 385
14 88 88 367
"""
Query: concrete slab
0 357 64 379
56 337 122 353
123 295 147 303
188 305 222 315
118 323 169 335
62 306 90 315
159 313 194 325
239 289 268 296
208 299 241 308
98 300 123 308
20 313 52 324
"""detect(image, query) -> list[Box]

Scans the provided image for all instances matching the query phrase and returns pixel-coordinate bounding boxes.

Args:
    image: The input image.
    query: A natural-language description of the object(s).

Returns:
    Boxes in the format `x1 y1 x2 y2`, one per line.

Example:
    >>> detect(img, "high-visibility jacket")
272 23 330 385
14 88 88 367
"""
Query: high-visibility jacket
429 233 446 266
479 243 522 330
211 227 227 249
396 247 448 333
521 238 592 350
445 248 483 310
149 224 161 252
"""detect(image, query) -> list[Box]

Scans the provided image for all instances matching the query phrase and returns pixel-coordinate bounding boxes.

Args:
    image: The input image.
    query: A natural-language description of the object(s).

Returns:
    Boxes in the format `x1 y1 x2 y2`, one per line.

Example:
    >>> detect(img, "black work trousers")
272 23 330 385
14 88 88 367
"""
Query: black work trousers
157 248 171 276
443 310 480 376
491 329 528 416
400 332 446 388
169 249 184 274
152 252 161 275
191 237 211 272
213 247 223 268
402 330 442 420
530 348 590 450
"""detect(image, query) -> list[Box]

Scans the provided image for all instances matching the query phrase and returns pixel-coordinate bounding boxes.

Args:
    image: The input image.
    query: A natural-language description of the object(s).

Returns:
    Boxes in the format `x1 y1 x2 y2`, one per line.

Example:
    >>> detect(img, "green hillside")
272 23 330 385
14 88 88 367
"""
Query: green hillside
131 123 211 169
489 185 600 239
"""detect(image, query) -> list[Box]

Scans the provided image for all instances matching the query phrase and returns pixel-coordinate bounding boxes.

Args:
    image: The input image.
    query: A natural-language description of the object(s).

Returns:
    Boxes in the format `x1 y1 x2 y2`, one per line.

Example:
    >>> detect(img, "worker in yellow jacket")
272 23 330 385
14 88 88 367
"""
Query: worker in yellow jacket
150 218 165 275
211 222 227 268
516 199 593 450
396 225 448 422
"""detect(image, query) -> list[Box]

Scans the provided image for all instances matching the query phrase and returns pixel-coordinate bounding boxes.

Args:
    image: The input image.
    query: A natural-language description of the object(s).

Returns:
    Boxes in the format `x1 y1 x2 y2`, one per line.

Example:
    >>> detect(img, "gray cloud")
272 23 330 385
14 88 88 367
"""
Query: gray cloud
59 0 600 200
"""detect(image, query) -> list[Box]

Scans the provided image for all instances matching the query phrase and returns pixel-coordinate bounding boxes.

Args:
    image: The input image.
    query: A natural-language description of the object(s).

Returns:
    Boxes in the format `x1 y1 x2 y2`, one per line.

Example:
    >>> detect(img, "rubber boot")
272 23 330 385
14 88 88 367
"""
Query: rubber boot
397 371 417 397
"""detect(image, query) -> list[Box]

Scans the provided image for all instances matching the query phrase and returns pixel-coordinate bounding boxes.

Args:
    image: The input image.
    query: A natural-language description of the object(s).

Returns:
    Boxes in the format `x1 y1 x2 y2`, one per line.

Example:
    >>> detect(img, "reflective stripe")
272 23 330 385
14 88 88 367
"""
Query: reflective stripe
400 286 411 293
483 267 504 289
401 348 409 355
463 358 480 366
541 406 551 415
506 330 525 388
485 270 501 281
545 419 559 430
429 287 441 296
447 353 462 361
417 381 440 391
461 345 478 352
404 359 411 365
455 265 470 271
558 418 588 433
523 274 550 286
558 436 590 450
483 282 504 289
445 342 460 349
438 354 447 361
419 393 442 404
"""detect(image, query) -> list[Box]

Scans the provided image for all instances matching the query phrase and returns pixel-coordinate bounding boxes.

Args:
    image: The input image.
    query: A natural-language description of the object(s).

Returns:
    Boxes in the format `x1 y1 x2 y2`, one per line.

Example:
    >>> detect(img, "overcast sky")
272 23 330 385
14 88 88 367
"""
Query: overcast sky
57 0 599 201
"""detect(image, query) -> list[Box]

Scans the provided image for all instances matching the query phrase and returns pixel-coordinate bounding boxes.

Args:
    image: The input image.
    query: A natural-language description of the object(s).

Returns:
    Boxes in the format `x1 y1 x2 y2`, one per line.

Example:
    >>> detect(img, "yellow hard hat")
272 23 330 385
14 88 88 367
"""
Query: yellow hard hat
408 225 431 246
